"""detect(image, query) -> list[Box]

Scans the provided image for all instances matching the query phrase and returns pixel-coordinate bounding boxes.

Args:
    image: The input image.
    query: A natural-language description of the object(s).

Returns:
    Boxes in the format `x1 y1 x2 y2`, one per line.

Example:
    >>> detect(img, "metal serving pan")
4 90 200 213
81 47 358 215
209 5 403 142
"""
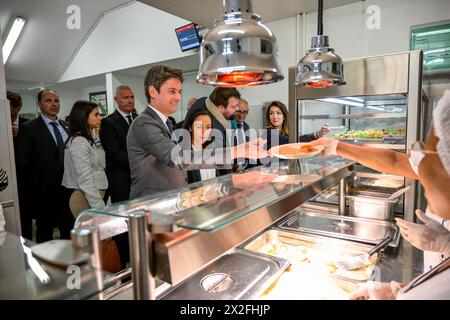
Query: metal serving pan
242 229 379 283
159 248 289 300
278 210 400 248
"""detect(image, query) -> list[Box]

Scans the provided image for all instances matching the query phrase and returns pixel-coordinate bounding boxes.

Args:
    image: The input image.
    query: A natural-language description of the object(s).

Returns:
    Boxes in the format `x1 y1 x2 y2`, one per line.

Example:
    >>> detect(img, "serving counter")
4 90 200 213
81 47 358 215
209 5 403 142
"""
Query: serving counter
0 155 423 299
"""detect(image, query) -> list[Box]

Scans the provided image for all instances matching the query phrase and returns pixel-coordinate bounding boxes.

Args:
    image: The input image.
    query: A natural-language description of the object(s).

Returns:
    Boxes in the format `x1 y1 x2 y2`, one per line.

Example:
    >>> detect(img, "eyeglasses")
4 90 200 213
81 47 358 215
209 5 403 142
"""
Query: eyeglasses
235 110 248 115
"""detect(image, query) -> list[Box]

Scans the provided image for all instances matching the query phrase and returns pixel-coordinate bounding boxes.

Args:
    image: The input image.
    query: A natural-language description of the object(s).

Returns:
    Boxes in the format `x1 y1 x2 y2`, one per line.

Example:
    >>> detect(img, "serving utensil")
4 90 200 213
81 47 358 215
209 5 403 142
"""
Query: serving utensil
387 186 410 201
336 236 392 271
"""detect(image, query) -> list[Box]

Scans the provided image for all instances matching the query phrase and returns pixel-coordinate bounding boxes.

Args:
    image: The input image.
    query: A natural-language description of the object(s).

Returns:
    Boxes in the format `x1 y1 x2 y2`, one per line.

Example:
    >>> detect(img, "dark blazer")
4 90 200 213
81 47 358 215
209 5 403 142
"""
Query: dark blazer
234 121 250 145
15 116 69 218
99 110 137 203
18 116 29 125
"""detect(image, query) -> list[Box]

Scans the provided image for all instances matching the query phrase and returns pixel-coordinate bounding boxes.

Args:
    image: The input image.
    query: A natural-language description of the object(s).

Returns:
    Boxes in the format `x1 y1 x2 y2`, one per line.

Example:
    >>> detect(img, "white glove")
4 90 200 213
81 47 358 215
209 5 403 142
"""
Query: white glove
310 137 339 156
396 209 450 256
350 281 403 300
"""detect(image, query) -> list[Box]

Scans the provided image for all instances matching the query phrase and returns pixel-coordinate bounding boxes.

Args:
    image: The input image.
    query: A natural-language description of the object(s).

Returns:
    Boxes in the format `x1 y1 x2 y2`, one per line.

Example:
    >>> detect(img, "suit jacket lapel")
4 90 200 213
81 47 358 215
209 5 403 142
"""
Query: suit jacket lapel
113 110 130 132
37 116 59 152
144 107 171 137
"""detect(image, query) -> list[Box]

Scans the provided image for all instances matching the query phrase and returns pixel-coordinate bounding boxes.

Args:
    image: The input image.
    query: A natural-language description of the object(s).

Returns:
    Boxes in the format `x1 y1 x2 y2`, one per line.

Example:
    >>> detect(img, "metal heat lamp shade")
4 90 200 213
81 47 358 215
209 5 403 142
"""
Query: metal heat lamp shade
196 0 284 87
295 0 346 88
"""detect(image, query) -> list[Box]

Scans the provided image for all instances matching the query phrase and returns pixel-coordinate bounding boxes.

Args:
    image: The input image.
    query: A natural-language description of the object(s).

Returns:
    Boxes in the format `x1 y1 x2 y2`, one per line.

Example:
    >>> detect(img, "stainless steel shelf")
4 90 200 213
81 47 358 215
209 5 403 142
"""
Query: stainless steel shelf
299 112 407 120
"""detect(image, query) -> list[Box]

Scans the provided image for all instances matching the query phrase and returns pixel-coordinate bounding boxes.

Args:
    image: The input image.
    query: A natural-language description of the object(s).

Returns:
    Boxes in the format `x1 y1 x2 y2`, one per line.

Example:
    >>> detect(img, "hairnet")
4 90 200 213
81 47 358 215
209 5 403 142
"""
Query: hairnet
433 89 450 175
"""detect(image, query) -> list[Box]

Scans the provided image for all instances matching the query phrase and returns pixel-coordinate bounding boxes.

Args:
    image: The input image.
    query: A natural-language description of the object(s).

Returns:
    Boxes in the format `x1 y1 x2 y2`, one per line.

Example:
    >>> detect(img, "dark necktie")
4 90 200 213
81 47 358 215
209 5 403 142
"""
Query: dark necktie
50 121 65 150
126 115 133 126
166 119 174 134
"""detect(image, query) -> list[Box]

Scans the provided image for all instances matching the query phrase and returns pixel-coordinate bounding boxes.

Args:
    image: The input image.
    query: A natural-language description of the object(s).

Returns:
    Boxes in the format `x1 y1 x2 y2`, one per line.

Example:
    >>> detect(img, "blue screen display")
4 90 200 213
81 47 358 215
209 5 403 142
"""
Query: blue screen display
175 23 201 52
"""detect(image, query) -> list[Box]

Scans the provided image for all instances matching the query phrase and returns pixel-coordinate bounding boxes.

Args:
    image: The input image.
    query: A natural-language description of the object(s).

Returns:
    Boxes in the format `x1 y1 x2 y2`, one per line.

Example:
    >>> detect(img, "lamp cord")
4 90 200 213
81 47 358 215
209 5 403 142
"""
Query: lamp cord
317 0 323 35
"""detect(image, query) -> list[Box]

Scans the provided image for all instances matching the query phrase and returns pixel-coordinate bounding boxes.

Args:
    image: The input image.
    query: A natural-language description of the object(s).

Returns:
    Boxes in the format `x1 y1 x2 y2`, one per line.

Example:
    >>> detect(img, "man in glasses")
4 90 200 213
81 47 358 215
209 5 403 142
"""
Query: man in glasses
234 99 250 145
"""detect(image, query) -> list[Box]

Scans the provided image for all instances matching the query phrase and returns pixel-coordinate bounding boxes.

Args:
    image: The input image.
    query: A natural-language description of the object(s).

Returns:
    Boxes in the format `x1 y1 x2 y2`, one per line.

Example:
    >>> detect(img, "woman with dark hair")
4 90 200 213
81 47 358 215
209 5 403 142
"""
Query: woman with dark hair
62 100 108 217
265 100 329 149
183 109 215 183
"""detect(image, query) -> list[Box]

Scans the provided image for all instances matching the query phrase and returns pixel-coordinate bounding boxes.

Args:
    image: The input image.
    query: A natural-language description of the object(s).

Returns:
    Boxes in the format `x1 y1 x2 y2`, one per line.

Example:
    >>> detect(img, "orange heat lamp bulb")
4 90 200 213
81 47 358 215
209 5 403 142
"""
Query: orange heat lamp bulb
305 81 335 88
217 72 263 86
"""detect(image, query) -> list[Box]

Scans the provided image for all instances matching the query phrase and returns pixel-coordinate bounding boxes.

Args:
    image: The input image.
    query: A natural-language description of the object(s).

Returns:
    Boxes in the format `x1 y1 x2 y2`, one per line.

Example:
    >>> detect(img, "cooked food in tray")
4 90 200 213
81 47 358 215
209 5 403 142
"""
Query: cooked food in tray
334 129 406 140
260 265 357 300
245 230 377 284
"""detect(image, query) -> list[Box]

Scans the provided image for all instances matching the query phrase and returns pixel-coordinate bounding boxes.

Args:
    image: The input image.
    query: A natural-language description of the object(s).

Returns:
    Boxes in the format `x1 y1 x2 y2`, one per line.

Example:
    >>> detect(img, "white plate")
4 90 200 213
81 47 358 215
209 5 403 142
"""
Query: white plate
270 143 324 160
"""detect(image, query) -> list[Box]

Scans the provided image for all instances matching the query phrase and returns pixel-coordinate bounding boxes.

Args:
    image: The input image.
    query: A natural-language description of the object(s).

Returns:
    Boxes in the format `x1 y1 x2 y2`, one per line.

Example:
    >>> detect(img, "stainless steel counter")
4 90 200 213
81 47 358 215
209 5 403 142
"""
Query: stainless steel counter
0 231 109 299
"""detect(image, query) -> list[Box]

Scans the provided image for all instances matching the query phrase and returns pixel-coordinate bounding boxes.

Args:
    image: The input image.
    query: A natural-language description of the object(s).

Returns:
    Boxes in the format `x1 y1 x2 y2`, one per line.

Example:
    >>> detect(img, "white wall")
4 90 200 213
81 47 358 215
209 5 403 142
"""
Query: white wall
60 1 197 82
304 0 450 60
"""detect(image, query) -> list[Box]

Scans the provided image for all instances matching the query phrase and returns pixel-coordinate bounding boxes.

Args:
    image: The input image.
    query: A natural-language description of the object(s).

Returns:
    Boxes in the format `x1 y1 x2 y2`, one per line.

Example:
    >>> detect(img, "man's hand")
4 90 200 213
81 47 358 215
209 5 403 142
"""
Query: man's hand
310 137 339 156
232 138 269 160
396 209 450 255
315 124 330 138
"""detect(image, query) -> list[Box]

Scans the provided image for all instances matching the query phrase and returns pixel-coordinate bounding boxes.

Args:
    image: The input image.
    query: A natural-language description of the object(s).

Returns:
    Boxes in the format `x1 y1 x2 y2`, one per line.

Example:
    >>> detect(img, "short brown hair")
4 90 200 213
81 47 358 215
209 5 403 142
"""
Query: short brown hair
266 100 289 136
144 65 184 103
209 87 241 108
7 91 22 108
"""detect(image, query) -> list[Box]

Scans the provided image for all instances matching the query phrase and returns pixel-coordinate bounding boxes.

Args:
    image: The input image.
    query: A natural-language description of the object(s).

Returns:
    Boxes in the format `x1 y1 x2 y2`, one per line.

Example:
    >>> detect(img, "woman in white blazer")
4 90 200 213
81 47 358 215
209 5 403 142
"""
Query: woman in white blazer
62 100 108 218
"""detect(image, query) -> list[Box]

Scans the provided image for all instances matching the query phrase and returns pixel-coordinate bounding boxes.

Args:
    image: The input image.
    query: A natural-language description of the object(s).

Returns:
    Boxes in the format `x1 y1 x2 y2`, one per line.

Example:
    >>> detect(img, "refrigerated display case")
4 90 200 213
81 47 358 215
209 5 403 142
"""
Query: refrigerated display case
288 51 428 222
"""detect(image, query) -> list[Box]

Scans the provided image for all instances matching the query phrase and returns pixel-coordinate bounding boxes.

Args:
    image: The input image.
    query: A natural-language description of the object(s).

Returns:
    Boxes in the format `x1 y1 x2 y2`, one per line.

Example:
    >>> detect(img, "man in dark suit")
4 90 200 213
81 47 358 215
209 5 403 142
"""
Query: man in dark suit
100 85 137 203
234 98 250 144
99 85 137 269
15 89 74 242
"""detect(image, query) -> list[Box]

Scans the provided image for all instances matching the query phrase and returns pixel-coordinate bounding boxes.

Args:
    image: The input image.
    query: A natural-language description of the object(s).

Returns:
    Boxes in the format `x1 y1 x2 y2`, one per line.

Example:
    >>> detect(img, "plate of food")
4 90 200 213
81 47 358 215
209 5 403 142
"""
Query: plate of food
270 143 324 160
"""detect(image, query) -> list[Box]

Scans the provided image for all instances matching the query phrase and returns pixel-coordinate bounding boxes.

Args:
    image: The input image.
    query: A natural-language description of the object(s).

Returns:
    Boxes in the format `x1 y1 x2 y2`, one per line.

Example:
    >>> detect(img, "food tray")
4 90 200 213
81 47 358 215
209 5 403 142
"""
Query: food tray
243 229 378 283
278 210 400 247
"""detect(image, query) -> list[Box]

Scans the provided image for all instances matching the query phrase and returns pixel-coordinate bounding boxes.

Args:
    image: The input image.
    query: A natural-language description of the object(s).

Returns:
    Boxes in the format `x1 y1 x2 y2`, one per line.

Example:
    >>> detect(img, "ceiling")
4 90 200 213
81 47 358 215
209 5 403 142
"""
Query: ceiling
0 0 133 87
140 0 362 28
1 0 361 90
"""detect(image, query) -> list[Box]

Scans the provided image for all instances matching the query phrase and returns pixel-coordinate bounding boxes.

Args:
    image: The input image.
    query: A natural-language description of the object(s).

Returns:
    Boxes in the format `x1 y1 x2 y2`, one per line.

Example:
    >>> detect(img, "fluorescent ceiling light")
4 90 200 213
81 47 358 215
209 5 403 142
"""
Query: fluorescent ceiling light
2 17 26 64
317 98 363 107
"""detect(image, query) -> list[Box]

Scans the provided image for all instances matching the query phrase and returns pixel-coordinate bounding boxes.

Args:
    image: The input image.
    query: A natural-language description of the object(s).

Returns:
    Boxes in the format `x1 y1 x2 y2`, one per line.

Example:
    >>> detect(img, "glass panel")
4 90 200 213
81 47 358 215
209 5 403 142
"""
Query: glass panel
297 94 407 147
76 157 353 232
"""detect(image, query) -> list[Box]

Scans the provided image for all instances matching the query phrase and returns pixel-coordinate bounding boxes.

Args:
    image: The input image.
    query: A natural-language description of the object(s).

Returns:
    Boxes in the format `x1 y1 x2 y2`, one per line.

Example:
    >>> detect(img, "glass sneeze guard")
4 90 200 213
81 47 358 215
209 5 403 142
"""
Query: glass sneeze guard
76 156 354 233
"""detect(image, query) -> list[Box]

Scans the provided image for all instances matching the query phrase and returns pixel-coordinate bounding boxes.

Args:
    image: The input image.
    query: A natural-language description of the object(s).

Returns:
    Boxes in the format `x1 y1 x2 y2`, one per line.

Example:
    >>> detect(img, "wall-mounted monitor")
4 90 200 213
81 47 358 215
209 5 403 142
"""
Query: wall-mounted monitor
175 23 201 52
